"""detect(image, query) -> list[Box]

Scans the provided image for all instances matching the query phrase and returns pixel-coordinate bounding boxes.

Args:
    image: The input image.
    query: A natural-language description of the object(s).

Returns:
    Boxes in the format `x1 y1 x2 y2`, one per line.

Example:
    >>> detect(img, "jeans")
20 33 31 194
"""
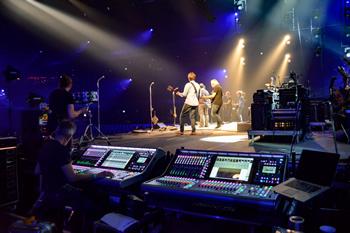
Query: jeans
180 104 198 132
211 104 222 126
198 104 209 127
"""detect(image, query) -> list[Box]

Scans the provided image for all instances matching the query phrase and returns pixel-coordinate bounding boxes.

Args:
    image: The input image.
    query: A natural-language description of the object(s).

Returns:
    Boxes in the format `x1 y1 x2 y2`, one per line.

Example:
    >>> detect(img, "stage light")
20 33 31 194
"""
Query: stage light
240 57 245 65
225 75 228 79
150 28 154 32
345 47 350 58
122 110 126 113
124 67 128 71
87 40 90 44
223 69 227 73
284 35 291 41
129 78 133 81
260 52 264 55
234 12 238 16
285 53 291 59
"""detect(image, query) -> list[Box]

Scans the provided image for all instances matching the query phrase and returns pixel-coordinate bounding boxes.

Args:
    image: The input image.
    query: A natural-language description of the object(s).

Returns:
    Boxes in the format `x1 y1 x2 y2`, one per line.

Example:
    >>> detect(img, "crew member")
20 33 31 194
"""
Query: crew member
222 91 233 122
236 90 246 122
176 72 200 135
36 120 113 231
198 83 210 127
203 79 223 128
48 74 87 135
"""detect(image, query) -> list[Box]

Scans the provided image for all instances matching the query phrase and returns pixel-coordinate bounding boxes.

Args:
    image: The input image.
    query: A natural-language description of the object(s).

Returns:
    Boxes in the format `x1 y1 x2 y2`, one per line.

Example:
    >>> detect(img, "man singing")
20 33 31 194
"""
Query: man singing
176 72 200 135
203 79 223 128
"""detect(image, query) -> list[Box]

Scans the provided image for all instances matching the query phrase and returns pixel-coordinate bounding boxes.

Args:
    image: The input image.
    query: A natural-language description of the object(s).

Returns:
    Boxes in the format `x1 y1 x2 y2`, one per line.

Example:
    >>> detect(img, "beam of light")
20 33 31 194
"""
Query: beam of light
135 29 154 45
252 34 291 86
3 0 180 78
200 135 248 143
276 53 291 83
116 79 133 94
222 38 245 93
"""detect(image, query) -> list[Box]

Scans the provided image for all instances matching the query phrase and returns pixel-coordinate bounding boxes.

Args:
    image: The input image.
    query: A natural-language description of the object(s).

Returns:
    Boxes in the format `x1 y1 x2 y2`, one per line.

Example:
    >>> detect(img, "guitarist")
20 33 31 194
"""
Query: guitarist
176 72 200 135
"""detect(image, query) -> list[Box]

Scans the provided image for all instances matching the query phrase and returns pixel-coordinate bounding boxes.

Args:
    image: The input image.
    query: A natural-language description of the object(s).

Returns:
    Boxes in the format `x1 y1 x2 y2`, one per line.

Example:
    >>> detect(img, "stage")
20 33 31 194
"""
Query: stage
93 122 350 159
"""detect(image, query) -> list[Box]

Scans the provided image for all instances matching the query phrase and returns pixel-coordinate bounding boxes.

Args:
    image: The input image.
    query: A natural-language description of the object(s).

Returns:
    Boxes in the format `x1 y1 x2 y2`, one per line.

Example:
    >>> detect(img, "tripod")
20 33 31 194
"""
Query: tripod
79 104 111 145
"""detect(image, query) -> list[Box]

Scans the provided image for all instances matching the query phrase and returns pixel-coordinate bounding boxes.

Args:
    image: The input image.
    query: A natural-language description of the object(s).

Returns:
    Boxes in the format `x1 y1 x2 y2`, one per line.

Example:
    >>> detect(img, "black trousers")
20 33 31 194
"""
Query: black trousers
180 104 198 133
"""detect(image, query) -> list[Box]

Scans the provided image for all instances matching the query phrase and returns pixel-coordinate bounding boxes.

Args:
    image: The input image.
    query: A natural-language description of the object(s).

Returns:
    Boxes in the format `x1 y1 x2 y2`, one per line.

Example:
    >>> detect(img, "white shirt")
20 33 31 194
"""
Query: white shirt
179 81 200 106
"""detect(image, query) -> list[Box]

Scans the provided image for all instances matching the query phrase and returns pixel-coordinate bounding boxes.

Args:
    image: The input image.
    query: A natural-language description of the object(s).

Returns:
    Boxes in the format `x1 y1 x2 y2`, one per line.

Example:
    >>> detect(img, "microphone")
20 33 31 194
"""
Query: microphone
97 75 106 87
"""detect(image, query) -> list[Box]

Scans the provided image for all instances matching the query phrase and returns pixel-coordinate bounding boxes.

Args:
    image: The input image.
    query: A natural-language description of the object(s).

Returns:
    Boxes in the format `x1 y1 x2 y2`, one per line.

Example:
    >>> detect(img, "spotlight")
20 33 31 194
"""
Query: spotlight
240 57 245 65
345 47 350 58
223 69 227 73
285 53 291 59
129 78 133 81
124 67 128 71
87 40 90 44
239 38 244 43
288 59 291 63
150 28 154 32
286 40 290 45
284 34 291 41
225 75 228 79
260 51 263 55
234 12 238 16
122 110 126 113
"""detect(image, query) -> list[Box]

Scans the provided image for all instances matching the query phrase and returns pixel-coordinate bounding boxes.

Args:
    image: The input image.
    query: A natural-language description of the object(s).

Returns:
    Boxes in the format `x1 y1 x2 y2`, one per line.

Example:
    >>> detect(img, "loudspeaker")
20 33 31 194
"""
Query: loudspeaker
251 104 272 130
0 137 18 208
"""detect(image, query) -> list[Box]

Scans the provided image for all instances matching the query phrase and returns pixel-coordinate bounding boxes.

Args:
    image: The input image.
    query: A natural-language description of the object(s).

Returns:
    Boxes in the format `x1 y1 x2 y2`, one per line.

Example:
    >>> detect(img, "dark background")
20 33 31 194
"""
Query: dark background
0 0 347 135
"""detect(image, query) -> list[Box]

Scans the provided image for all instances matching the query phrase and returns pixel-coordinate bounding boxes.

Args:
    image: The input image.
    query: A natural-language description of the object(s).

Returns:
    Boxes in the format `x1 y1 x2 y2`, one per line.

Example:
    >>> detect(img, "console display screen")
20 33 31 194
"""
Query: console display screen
137 157 147 163
209 156 254 182
101 149 134 169
262 166 276 174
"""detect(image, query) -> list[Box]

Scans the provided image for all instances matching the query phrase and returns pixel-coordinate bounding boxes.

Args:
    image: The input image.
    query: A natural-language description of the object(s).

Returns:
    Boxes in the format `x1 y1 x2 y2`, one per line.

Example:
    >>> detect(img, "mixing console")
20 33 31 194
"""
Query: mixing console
73 145 164 189
142 149 287 208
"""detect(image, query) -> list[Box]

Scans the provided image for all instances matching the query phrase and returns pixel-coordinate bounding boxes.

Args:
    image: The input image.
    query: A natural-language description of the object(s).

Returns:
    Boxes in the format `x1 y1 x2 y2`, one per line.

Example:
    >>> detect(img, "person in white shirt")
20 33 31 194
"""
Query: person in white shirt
198 83 210 127
176 72 201 135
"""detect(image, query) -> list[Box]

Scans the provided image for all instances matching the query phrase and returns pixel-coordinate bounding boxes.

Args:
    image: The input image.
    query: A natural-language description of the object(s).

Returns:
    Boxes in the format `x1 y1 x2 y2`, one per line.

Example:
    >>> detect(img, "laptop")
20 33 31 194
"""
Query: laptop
273 149 339 202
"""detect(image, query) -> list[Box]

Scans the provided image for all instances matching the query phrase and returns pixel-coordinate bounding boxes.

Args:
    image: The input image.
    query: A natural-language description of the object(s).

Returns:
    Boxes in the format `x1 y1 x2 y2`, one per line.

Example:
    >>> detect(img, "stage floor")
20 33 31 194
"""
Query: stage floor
93 123 350 159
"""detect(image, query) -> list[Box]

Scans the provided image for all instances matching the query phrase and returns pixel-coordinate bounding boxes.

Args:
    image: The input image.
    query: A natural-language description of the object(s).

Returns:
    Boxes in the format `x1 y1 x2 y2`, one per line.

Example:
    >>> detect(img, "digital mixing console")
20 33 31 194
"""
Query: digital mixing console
142 149 287 209
72 145 165 189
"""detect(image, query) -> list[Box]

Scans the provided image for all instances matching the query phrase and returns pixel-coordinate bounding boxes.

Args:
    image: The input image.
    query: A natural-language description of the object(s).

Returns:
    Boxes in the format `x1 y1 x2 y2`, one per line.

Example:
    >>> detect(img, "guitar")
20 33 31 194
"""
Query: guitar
151 110 159 125
167 85 178 125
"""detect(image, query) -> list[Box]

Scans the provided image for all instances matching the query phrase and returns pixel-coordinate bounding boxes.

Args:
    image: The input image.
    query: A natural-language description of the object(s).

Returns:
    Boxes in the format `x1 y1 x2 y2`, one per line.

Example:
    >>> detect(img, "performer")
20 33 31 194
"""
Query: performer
176 72 200 135
198 83 210 127
236 90 246 122
333 75 350 143
48 74 87 135
222 91 233 122
203 79 223 128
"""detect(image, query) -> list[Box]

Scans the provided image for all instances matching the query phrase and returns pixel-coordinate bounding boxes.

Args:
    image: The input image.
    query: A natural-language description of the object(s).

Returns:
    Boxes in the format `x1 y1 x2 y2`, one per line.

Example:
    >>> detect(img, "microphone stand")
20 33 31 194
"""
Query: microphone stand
149 82 155 131
97 75 105 135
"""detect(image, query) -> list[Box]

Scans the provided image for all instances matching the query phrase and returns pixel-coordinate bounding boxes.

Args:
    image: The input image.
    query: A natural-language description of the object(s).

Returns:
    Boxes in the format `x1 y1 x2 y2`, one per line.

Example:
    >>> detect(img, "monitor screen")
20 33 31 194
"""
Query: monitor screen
209 156 254 182
83 147 108 158
101 149 134 169
297 150 339 186
262 166 277 174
